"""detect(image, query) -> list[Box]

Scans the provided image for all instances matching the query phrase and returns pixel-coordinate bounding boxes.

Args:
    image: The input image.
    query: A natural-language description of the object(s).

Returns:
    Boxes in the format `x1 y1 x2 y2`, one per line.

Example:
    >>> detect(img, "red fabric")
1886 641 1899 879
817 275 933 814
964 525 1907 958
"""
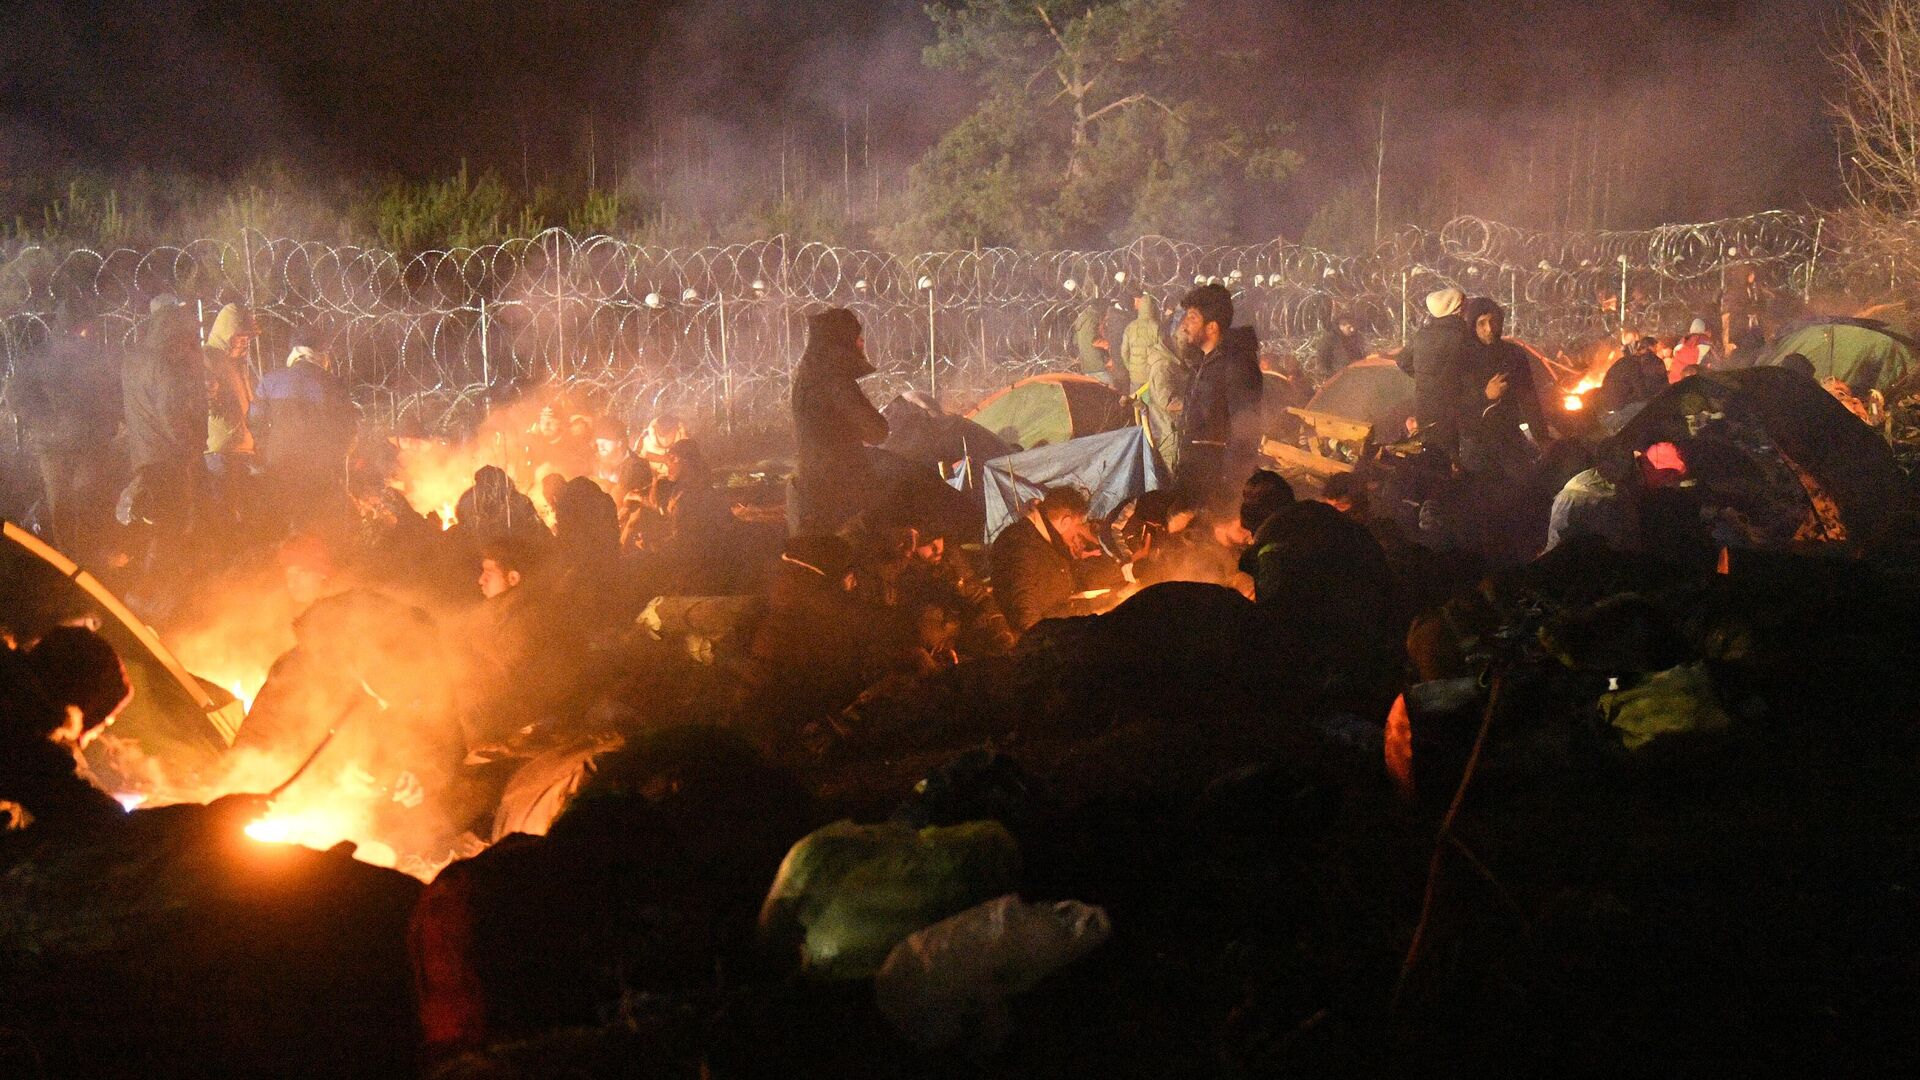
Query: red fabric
410 868 488 1050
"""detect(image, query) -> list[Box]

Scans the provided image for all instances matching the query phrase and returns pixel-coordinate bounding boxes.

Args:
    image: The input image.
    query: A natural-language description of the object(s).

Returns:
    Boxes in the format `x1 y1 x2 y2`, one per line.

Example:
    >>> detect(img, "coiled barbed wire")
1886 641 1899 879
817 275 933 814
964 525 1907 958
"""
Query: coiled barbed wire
0 212 1876 436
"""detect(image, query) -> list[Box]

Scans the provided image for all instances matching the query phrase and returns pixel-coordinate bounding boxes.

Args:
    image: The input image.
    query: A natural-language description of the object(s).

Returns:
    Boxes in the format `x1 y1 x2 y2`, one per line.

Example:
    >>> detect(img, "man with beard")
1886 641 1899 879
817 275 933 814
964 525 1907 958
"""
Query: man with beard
1174 283 1263 505
789 307 888 535
3 298 121 558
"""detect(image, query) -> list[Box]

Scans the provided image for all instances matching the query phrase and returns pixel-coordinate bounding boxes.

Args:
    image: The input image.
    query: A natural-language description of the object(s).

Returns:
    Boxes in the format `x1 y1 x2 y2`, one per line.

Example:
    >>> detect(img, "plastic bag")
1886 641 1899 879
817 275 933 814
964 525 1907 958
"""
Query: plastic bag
759 819 1020 979
875 893 1111 1054
1601 661 1731 752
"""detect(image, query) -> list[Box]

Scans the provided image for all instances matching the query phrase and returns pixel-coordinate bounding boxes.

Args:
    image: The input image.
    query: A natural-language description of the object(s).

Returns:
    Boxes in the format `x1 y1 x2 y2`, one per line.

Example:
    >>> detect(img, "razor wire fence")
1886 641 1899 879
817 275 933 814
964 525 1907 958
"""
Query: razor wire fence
0 211 1879 438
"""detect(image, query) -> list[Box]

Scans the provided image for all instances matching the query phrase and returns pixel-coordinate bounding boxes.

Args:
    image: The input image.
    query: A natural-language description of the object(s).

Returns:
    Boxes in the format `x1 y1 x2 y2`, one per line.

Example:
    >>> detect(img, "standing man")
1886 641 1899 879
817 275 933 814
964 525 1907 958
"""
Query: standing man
790 307 888 535
1396 287 1471 464
201 303 257 528
249 343 357 530
1119 291 1182 470
1720 264 1770 366
1174 282 1263 505
4 297 121 558
120 296 208 570
1074 301 1124 393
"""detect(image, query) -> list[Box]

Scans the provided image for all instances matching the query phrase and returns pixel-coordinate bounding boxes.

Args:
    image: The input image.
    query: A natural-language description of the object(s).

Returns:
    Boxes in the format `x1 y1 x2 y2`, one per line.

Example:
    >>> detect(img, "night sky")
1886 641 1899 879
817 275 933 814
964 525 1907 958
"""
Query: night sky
0 0 1852 235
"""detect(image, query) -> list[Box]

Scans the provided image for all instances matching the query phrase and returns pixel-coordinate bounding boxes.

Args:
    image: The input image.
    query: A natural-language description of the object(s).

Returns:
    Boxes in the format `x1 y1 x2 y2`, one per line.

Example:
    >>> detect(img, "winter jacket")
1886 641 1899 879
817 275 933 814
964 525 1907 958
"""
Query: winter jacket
988 513 1122 634
1119 306 1178 401
202 304 255 455
1179 326 1264 450
122 305 209 471
791 309 888 532
1455 299 1544 476
249 357 356 483
1396 313 1472 459
1073 305 1109 377
1311 327 1366 381
1597 350 1668 413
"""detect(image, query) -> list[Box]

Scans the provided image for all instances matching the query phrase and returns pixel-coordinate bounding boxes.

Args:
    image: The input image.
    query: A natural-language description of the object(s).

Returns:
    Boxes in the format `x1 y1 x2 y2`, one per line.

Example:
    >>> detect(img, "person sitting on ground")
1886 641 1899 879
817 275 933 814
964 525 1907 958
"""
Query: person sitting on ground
744 536 880 752
1238 479 1401 718
465 538 558 749
898 529 1017 659
988 485 1127 635
1 634 130 836
590 417 643 499
453 465 547 549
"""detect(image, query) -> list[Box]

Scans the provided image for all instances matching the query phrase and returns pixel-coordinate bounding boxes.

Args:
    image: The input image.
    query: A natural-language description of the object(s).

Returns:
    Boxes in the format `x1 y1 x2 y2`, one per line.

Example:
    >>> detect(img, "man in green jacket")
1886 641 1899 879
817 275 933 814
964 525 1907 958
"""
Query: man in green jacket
1073 303 1124 393
1119 292 1181 469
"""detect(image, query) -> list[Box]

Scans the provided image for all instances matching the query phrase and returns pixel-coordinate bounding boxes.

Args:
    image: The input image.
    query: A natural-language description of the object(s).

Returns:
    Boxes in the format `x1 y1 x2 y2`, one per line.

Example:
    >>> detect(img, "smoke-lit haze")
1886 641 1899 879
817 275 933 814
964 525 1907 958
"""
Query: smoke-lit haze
0 0 1851 237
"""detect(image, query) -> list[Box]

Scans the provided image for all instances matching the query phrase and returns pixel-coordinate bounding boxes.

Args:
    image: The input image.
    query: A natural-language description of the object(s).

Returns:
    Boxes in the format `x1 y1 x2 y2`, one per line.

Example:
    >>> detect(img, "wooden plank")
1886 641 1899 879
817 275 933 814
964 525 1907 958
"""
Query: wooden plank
1261 439 1355 476
1285 407 1373 443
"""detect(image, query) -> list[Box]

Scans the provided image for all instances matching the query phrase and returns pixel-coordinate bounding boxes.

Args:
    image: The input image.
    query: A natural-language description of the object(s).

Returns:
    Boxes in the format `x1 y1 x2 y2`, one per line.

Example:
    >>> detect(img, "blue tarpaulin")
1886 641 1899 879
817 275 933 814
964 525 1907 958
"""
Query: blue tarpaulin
979 426 1167 543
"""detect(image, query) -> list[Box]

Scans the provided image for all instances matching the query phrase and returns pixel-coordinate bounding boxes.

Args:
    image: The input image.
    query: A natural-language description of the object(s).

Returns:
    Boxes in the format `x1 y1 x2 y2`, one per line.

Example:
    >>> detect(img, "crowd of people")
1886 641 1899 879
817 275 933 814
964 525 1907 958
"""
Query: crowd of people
4 254 1920 1075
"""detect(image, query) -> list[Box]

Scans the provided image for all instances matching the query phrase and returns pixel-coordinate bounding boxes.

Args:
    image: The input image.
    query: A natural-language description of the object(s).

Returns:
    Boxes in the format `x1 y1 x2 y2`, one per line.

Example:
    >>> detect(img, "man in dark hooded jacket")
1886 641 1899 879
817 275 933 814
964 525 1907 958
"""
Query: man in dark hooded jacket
4 298 121 556
119 296 207 543
1310 311 1366 382
1456 297 1545 478
1175 283 1263 504
790 307 888 535
1396 287 1472 463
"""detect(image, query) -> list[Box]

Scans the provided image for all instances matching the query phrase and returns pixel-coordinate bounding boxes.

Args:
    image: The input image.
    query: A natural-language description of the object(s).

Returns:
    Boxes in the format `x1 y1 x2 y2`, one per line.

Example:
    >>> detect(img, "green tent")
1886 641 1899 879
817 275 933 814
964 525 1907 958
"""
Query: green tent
964 373 1130 452
1761 320 1918 393
1 521 241 792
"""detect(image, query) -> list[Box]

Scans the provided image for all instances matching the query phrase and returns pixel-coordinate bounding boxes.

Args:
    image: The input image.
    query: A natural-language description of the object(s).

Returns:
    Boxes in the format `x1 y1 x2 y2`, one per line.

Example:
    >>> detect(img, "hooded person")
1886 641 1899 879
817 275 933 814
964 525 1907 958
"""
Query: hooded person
452 465 548 550
202 303 257 458
1119 291 1182 469
790 307 888 535
0 642 128 836
1310 309 1367 381
1175 283 1264 504
1672 317 1715 379
1396 287 1472 463
249 343 358 520
4 295 122 556
1456 297 1545 479
1074 301 1123 392
1596 336 1668 414
119 296 207 540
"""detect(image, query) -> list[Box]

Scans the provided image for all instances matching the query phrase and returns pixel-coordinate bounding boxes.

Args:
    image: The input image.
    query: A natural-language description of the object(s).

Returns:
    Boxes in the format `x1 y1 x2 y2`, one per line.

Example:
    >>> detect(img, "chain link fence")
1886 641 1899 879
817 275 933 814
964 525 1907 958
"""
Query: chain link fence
0 212 1873 437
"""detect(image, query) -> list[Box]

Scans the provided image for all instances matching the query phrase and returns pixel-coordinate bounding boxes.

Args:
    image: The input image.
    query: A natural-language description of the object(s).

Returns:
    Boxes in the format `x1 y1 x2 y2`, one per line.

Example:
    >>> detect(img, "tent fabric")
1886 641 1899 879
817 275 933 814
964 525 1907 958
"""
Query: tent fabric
1613 367 1912 545
980 427 1167 544
1760 320 1918 393
880 396 1015 466
1 522 237 787
965 373 1129 451
1306 356 1414 435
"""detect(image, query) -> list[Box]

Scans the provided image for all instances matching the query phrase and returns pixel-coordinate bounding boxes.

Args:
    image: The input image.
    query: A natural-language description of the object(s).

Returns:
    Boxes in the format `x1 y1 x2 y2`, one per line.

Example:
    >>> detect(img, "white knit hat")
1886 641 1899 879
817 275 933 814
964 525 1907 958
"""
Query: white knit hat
1688 317 1709 336
1426 288 1464 319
